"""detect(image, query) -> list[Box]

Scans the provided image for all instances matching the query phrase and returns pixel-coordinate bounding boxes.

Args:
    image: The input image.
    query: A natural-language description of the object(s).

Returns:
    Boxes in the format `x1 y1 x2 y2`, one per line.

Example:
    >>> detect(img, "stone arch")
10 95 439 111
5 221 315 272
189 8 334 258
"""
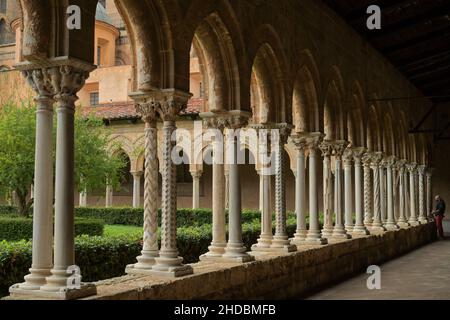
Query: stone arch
382 110 395 155
191 12 241 112
367 104 381 152
347 81 365 147
107 135 134 159
323 67 345 141
249 24 289 124
292 50 321 133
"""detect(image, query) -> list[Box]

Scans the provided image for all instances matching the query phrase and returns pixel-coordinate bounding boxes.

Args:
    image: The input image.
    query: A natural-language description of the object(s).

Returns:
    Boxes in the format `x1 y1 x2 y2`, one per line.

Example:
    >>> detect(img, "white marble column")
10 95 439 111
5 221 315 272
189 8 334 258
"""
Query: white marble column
291 134 308 245
127 96 160 273
343 148 354 233
224 169 230 210
362 153 373 228
41 65 95 297
191 171 202 209
271 124 296 252
385 156 399 230
305 133 327 245
151 91 194 277
418 165 428 224
105 184 113 208
395 160 409 228
131 171 142 208
259 171 264 213
319 141 334 238
222 111 255 262
407 163 420 226
352 148 369 235
200 115 227 260
79 190 87 207
331 141 351 239
251 126 274 252
380 163 387 224
370 152 386 232
426 168 433 216
13 68 55 291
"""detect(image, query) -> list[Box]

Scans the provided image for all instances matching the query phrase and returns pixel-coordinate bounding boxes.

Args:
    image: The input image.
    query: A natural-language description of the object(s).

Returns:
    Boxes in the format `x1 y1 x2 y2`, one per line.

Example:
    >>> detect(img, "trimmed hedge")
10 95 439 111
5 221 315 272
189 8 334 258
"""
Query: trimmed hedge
0 217 298 297
0 217 105 241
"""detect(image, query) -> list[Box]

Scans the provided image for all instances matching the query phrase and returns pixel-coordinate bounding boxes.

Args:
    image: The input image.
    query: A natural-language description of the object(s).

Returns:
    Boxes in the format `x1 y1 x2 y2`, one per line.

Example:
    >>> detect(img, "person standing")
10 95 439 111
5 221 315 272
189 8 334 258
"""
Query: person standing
432 195 446 239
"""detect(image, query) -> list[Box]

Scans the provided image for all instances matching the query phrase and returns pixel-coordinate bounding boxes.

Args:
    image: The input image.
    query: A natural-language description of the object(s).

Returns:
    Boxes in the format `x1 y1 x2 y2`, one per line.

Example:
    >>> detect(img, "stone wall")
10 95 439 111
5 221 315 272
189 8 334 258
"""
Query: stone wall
86 223 436 300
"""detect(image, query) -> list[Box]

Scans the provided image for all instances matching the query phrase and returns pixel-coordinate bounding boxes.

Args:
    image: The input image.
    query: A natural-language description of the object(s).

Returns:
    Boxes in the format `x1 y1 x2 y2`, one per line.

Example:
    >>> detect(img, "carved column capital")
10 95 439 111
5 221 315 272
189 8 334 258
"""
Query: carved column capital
352 147 366 164
370 152 384 169
417 165 427 175
221 110 252 130
395 159 407 173
130 92 160 125
319 139 334 157
383 156 397 169
332 140 349 159
290 133 308 151
343 148 354 166
426 167 434 177
306 133 325 154
406 163 418 173
362 151 373 167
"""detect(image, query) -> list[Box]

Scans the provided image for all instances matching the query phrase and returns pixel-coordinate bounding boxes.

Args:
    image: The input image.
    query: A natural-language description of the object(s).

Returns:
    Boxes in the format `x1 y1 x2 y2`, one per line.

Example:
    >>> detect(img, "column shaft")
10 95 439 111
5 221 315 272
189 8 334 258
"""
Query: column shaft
385 157 399 230
132 172 142 208
352 149 369 235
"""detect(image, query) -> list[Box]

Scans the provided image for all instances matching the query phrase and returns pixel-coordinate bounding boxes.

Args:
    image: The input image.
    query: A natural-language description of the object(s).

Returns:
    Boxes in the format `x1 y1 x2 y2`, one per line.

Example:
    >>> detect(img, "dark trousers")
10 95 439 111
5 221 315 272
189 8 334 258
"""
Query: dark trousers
435 215 444 238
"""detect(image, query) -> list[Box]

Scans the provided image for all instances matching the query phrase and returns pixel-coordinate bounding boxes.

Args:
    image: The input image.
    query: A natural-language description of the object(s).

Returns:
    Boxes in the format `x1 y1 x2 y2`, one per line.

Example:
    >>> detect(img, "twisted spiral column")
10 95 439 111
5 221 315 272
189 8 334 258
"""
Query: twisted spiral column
369 152 386 232
395 160 409 228
407 163 420 226
362 153 373 227
320 141 334 239
418 165 427 224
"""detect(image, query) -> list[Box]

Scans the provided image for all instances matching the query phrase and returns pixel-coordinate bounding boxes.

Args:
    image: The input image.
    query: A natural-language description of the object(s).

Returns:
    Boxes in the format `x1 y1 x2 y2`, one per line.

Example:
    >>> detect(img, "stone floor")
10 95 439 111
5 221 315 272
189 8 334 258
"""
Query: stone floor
307 219 450 300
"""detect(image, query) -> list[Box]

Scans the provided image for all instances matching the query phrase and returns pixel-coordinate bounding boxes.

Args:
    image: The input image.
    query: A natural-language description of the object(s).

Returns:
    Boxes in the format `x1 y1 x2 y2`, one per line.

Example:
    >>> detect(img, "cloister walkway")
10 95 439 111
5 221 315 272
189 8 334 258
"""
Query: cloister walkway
307 219 450 300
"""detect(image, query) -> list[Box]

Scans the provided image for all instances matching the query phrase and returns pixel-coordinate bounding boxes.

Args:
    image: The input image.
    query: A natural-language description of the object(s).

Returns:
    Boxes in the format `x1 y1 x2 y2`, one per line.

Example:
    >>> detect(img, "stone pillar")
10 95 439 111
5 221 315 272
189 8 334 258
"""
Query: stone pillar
12 68 55 291
222 111 255 262
426 168 433 216
331 141 351 240
251 126 274 252
224 169 230 210
380 162 387 224
40 65 96 298
105 184 113 208
151 91 194 277
131 171 142 208
418 165 428 224
291 134 308 245
200 114 227 260
191 171 202 209
395 160 409 228
370 152 386 232
79 190 87 207
385 156 399 230
305 133 327 245
126 95 160 273
362 153 373 227
407 163 420 226
352 148 369 235
259 171 264 213
343 148 354 233
271 124 296 252
319 140 334 238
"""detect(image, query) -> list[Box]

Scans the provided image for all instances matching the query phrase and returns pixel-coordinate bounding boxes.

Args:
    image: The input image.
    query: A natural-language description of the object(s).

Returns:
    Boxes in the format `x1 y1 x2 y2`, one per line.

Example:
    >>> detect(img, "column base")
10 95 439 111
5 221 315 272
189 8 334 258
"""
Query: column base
199 243 227 261
151 254 194 278
321 227 334 239
351 226 370 236
17 268 52 291
252 243 297 253
408 220 420 226
384 223 400 231
303 237 328 245
331 226 351 240
344 225 354 233
126 250 159 273
10 283 96 300
419 218 429 224
223 242 255 263
369 224 387 232
397 221 410 228
271 235 296 252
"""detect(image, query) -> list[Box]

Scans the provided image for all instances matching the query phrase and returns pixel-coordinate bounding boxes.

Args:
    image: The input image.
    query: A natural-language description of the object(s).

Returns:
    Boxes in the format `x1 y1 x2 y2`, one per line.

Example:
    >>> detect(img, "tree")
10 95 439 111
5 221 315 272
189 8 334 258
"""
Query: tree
0 100 126 216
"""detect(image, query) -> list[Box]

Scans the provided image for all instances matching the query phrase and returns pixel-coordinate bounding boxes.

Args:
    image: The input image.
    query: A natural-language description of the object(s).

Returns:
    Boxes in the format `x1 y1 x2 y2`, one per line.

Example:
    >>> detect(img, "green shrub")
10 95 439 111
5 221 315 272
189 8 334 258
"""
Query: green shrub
0 217 104 241
0 217 299 297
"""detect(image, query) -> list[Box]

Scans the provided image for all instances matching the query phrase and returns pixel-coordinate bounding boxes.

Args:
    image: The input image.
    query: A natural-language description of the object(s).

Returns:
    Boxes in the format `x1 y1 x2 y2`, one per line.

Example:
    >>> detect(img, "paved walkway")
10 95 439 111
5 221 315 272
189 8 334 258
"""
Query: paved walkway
307 219 450 300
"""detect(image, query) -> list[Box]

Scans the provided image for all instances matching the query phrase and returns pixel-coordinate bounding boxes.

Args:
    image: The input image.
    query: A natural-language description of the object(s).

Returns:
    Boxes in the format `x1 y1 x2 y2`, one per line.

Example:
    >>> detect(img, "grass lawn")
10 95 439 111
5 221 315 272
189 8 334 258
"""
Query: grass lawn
104 225 143 238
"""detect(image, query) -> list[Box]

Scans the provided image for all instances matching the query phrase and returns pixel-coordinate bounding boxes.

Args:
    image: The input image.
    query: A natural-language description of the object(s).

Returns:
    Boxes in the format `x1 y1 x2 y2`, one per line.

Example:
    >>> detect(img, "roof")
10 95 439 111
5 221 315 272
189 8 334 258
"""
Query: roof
96 3 113 25
81 98 204 121
322 0 450 103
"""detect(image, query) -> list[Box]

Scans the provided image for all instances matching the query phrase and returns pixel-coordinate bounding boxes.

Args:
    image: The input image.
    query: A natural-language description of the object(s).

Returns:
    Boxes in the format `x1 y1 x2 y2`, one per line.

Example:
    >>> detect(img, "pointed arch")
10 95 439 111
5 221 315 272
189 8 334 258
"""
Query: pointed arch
323 67 345 140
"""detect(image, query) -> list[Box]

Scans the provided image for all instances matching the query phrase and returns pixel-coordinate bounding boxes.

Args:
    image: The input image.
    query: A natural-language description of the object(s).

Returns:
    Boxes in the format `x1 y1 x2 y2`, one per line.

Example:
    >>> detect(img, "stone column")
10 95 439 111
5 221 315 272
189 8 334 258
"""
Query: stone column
222 111 255 262
251 126 273 252
105 184 113 208
224 168 230 210
291 134 308 245
79 190 87 207
352 148 369 235
385 156 399 230
395 160 409 228
305 133 327 245
41 65 96 297
407 163 420 226
319 140 334 238
331 141 351 240
426 168 433 216
127 96 160 273
370 152 386 232
191 171 202 209
12 68 56 291
343 148 354 233
380 162 387 224
259 170 264 213
151 91 194 277
131 171 142 208
418 165 428 224
271 124 296 252
362 153 373 227
200 114 227 260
